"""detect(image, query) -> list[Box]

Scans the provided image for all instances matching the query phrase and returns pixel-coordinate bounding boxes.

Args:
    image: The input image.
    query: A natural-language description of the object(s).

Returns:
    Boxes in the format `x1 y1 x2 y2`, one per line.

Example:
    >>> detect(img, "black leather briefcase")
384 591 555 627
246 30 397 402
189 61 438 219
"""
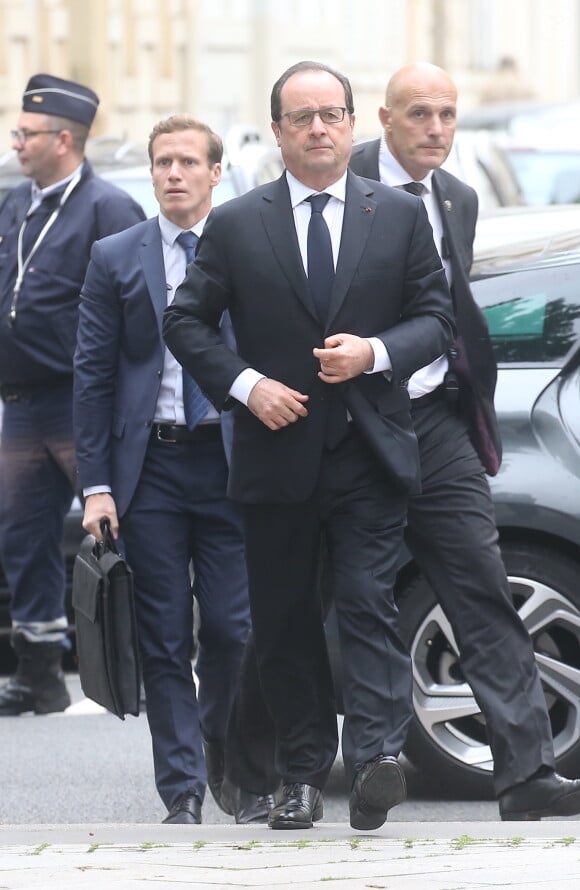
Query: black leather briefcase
72 520 141 719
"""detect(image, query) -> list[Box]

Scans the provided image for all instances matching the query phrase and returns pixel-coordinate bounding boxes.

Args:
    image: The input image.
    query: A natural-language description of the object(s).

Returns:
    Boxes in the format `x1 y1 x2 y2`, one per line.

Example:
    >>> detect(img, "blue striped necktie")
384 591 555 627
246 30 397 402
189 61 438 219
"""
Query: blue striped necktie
176 230 209 430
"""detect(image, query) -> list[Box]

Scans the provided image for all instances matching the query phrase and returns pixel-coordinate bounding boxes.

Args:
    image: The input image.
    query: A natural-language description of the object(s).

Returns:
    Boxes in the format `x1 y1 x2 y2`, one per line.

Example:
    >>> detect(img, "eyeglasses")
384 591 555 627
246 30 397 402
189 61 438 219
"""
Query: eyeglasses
11 128 62 144
280 107 348 128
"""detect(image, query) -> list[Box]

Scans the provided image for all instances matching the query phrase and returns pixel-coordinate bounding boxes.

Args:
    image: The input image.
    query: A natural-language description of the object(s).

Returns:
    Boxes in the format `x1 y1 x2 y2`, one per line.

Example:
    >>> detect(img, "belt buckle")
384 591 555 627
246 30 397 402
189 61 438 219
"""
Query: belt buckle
155 425 178 444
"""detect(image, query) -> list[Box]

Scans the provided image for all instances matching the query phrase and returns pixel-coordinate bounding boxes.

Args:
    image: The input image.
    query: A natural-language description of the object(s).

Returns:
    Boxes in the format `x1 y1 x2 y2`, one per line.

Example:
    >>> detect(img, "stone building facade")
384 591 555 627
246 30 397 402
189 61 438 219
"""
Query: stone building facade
0 0 579 152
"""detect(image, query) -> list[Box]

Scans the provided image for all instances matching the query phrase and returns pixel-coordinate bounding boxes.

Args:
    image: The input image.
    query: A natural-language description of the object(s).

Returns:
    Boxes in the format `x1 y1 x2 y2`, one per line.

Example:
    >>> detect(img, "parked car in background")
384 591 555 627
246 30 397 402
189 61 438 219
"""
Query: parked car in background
324 204 580 796
442 128 523 211
402 204 580 794
458 101 580 206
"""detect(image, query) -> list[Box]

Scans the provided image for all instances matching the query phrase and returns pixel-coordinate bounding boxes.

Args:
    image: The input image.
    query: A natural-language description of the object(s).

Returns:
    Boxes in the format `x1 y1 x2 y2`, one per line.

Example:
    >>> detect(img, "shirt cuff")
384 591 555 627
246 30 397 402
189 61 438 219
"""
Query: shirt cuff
83 485 112 497
365 337 392 374
229 368 266 406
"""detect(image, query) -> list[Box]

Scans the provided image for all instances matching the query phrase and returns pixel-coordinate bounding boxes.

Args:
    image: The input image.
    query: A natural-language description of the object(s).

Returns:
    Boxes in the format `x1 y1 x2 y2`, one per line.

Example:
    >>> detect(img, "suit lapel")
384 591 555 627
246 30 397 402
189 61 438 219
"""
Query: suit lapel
259 175 319 322
327 171 376 328
432 172 461 257
259 172 378 329
138 218 167 336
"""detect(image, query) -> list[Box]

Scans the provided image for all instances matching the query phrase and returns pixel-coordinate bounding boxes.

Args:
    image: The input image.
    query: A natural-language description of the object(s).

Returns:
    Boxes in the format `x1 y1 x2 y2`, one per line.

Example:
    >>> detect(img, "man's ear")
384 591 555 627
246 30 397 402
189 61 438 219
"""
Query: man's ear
271 121 281 146
378 106 390 131
56 128 73 156
210 162 222 187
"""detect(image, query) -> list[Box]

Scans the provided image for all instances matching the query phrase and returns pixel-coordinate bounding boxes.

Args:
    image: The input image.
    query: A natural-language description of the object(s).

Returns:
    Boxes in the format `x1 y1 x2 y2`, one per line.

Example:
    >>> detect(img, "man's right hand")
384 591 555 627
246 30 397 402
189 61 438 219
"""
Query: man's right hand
82 492 119 541
247 378 309 430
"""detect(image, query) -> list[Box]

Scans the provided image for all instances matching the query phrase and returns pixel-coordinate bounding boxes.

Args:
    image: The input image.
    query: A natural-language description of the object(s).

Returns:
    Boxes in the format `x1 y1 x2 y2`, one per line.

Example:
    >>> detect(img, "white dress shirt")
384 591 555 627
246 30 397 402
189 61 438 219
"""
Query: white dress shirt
378 138 450 398
229 169 391 406
156 212 218 425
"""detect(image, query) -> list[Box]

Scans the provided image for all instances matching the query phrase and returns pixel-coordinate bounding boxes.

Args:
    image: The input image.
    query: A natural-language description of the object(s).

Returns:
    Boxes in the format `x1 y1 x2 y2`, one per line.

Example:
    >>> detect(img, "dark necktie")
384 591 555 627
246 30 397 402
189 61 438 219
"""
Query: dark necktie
306 194 348 449
21 190 65 259
402 181 425 197
176 229 198 266
176 230 209 430
306 193 334 323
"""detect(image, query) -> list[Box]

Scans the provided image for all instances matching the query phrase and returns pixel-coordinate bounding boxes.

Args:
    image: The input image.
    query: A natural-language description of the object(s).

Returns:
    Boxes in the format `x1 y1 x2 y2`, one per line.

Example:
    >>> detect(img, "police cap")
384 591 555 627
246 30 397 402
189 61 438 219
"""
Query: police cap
22 74 99 128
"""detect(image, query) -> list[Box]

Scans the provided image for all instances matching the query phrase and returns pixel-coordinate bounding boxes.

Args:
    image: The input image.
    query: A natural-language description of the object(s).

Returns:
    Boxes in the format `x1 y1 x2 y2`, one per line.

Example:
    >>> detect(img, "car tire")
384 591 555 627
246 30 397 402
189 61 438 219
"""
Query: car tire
397 541 580 798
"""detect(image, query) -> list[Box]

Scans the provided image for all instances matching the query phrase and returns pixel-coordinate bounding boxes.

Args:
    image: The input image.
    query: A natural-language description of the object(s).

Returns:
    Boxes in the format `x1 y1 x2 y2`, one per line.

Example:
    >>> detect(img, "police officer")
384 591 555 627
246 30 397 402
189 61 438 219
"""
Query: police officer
0 74 145 716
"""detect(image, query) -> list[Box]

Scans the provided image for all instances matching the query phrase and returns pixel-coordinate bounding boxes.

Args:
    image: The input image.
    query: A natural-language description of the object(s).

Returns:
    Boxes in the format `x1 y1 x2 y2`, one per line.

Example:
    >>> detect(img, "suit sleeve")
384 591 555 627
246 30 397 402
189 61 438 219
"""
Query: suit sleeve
163 211 250 411
379 200 456 380
73 240 123 490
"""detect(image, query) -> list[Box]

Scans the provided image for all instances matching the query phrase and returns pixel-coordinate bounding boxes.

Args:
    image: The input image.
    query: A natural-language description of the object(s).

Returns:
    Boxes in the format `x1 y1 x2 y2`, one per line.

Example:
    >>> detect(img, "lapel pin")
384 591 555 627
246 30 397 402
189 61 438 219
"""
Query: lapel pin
444 199 452 212
363 206 372 213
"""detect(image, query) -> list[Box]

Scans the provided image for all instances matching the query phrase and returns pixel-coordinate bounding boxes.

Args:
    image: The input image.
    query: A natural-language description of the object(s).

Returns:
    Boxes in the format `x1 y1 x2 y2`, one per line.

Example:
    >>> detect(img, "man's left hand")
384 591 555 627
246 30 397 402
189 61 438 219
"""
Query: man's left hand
313 334 374 383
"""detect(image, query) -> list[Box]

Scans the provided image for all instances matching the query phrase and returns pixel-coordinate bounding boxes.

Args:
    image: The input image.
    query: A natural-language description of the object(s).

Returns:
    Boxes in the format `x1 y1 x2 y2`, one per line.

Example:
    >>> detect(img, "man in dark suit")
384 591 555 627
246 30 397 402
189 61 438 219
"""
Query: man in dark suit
0 74 145 717
220 61 580 823
349 62 572 821
163 60 455 831
73 115 256 824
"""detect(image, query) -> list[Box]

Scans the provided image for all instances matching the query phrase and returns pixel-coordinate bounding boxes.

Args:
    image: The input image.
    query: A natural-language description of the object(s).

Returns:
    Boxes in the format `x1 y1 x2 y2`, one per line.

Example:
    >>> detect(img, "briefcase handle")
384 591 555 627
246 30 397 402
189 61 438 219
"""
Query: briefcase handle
97 518 120 558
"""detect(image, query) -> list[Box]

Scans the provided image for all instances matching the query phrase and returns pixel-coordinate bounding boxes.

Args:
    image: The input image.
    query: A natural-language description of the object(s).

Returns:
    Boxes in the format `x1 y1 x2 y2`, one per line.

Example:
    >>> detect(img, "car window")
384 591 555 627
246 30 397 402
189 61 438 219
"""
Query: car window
506 149 580 205
471 263 580 364
444 131 522 210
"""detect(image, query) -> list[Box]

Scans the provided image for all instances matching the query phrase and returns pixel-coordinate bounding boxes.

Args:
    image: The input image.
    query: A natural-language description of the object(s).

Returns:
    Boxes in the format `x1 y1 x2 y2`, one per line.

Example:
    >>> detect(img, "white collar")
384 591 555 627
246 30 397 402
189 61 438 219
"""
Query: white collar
285 169 347 209
158 211 209 247
378 137 433 194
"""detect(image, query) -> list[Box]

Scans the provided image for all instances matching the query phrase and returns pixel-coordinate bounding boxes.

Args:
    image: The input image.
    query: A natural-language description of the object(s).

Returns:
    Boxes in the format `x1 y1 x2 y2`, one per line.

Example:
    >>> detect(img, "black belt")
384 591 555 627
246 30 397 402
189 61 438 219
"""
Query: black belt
151 423 221 444
410 385 446 410
0 376 72 402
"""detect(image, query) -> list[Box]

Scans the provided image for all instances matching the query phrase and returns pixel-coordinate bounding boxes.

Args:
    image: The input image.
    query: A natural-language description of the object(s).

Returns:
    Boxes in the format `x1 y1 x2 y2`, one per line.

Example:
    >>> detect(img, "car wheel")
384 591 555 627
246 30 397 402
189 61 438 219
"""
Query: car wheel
398 542 580 798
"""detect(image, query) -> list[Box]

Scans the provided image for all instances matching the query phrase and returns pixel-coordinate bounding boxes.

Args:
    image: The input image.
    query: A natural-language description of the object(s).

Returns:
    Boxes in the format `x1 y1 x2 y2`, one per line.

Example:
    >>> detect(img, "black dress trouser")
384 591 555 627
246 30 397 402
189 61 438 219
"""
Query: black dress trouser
225 399 554 796
238 426 413 790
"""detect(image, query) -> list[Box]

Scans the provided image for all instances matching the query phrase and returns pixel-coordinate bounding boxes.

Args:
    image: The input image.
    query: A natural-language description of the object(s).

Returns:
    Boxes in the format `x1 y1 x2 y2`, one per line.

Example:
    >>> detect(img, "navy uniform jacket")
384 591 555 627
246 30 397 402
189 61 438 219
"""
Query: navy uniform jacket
0 160 145 384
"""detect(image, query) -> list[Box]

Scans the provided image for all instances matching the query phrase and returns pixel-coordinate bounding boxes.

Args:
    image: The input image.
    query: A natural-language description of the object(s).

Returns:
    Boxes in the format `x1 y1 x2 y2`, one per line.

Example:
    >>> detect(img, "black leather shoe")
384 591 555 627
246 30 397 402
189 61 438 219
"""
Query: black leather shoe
236 792 276 824
202 738 232 815
162 791 202 824
349 755 407 830
268 783 323 829
0 679 36 716
499 768 580 821
221 777 276 824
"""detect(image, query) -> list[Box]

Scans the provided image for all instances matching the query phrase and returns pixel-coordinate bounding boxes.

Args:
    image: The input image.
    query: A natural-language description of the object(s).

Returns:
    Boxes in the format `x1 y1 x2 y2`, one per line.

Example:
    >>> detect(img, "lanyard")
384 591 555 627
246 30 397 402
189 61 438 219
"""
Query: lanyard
9 170 82 324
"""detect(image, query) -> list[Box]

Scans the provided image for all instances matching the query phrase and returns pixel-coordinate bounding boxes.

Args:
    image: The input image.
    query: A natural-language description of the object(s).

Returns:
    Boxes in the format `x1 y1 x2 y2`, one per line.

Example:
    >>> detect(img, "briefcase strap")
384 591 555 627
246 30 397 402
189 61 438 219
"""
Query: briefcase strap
96 518 120 559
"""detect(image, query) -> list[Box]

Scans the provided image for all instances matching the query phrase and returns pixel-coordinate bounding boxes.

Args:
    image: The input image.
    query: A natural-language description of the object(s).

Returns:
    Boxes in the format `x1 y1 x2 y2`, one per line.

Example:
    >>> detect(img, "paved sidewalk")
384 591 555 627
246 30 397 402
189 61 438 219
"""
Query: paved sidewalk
0 822 579 888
